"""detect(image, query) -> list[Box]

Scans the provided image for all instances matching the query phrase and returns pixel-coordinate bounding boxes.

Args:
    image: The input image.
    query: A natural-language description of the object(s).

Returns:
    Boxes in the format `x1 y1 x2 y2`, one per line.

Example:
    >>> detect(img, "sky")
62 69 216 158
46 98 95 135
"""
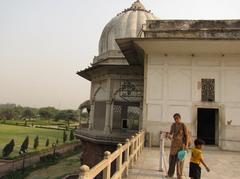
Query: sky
0 0 240 110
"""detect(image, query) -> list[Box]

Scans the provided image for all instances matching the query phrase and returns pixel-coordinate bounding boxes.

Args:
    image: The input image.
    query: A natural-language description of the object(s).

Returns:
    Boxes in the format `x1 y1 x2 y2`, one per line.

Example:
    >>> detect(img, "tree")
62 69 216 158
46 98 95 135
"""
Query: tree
63 130 67 143
69 130 75 141
2 139 15 158
39 107 57 122
54 111 66 121
21 108 35 120
65 125 69 131
66 110 78 126
33 136 39 149
13 105 24 120
0 108 15 121
55 110 78 126
45 138 49 147
19 136 29 154
0 104 18 121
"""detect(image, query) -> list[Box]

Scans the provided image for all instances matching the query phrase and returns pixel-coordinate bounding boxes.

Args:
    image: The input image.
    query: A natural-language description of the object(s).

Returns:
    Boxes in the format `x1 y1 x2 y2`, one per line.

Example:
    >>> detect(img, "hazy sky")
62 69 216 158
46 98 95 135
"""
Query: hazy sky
1 0 240 110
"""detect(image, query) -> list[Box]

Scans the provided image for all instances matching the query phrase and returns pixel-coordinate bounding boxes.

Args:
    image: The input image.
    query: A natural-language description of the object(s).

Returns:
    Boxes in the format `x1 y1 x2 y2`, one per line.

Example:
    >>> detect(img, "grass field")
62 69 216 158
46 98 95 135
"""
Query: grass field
0 124 69 158
25 153 81 179
2 150 82 179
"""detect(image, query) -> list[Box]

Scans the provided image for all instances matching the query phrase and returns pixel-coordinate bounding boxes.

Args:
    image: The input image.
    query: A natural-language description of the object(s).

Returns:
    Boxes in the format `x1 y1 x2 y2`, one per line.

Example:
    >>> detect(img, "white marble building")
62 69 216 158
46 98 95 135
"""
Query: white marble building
77 1 240 153
117 20 240 151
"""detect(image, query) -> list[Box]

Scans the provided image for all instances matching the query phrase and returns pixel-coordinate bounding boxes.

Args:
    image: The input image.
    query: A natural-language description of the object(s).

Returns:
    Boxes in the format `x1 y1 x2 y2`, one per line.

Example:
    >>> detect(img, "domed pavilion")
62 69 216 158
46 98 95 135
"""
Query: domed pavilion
76 0 158 168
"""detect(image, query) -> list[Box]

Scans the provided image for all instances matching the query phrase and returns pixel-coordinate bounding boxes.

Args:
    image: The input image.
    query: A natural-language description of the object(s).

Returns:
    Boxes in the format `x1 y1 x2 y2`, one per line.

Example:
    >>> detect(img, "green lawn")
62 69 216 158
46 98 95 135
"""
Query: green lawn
1 119 79 129
0 124 68 158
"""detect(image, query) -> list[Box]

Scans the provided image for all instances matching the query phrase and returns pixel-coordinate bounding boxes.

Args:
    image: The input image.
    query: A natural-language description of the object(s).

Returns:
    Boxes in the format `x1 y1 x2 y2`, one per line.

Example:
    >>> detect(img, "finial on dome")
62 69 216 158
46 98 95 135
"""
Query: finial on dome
130 0 146 11
117 0 151 15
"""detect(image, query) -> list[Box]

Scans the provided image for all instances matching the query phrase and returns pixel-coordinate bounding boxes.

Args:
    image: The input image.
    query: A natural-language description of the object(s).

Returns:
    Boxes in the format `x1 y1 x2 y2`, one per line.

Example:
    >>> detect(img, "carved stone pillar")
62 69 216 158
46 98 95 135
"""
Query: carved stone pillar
109 101 114 133
89 101 95 130
104 100 111 133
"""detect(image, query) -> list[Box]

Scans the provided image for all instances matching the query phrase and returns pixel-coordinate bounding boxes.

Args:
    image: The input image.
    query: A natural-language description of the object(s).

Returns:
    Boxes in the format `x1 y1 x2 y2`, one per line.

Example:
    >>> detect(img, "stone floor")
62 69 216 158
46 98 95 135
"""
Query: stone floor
127 147 240 179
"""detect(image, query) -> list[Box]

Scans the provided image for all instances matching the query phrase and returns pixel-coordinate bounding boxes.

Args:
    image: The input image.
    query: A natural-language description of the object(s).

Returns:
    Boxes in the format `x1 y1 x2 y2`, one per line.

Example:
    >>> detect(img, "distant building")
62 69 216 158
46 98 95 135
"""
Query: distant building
76 0 240 168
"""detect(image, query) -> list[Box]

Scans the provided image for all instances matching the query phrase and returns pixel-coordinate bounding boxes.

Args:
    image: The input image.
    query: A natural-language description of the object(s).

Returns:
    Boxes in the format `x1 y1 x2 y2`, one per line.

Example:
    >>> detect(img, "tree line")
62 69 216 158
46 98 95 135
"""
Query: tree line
0 103 80 123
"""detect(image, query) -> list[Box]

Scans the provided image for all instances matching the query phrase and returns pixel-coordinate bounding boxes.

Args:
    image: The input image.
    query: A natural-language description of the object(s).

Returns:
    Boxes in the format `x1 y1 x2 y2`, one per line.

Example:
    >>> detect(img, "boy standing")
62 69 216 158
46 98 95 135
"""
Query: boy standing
189 139 210 179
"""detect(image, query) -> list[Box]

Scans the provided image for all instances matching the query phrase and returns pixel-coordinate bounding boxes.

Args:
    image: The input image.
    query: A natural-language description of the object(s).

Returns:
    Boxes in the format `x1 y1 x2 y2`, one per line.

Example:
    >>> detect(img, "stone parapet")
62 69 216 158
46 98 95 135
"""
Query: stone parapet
75 129 137 145
144 20 240 39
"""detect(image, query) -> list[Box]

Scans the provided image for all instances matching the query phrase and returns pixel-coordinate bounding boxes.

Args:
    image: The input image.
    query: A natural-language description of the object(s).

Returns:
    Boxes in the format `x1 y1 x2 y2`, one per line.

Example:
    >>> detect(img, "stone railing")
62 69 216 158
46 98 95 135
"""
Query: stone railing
78 130 145 179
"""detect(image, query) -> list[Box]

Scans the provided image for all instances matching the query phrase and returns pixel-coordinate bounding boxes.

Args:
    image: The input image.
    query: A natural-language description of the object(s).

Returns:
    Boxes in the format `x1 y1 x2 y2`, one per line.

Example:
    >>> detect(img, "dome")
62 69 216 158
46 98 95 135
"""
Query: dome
98 0 158 55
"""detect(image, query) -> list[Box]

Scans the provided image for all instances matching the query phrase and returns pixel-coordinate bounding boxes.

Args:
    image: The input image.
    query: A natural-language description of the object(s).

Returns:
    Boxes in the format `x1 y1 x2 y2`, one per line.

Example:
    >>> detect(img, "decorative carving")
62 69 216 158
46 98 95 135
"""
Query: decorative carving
113 102 140 130
119 80 143 99
127 106 140 130
201 79 215 102
113 105 121 114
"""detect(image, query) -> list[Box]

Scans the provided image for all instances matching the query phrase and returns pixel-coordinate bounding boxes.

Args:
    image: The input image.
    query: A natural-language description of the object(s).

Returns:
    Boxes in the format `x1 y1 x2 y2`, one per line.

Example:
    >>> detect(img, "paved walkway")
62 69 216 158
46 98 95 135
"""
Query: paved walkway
128 147 240 179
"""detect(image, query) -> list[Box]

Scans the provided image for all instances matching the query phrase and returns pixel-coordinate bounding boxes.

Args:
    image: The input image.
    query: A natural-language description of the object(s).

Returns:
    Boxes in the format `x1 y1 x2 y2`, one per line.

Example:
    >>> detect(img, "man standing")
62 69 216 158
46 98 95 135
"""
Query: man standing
167 113 189 179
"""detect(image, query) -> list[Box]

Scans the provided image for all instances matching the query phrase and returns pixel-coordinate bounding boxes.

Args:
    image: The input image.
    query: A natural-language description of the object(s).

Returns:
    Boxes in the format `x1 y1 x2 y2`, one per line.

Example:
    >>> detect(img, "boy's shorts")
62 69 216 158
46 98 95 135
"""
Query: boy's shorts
189 162 201 179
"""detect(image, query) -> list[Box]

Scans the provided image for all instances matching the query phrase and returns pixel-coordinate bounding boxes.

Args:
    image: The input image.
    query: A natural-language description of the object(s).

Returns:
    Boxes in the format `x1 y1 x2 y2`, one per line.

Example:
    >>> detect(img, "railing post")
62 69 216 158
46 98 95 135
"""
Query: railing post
103 151 111 179
116 144 122 179
124 139 130 177
137 132 141 156
136 133 139 159
159 132 165 172
142 131 145 151
135 133 138 161
130 135 134 168
139 132 141 153
140 131 143 152
79 165 90 179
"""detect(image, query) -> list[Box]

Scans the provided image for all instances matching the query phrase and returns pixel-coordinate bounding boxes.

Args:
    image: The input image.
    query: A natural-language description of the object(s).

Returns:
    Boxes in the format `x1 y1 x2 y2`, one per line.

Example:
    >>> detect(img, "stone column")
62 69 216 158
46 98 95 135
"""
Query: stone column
87 108 90 127
109 101 114 133
88 101 95 130
104 100 111 133
79 109 82 128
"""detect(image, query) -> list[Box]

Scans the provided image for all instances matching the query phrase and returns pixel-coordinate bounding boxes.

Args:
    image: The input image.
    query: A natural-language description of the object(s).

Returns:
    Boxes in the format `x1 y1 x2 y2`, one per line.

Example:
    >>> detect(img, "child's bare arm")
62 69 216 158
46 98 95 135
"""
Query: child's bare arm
200 159 210 172
166 125 174 140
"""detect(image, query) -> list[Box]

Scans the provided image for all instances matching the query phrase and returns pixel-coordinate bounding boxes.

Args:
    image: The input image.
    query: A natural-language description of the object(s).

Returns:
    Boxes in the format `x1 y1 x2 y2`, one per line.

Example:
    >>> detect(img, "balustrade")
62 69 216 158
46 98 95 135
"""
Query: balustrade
78 130 145 179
